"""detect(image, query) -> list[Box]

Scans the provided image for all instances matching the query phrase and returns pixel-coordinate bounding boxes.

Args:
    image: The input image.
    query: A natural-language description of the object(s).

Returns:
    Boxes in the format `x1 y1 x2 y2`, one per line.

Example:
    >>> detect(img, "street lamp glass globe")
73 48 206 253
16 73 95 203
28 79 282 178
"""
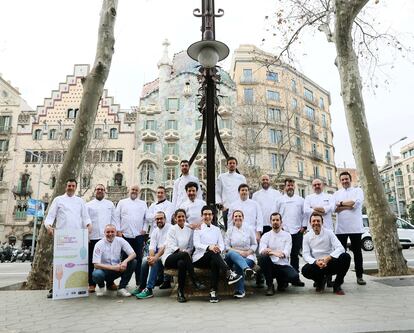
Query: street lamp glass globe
198 47 219 68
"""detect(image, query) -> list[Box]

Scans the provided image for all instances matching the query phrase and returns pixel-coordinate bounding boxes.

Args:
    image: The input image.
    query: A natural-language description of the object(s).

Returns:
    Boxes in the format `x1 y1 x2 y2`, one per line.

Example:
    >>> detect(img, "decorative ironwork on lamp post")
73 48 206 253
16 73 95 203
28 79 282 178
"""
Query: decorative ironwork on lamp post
187 0 230 221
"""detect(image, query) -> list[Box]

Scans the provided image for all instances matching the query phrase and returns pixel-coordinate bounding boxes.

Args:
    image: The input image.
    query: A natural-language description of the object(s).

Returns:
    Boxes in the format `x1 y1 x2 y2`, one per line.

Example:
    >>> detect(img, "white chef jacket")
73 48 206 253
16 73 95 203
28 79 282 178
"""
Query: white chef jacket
215 171 246 209
92 236 134 266
86 198 116 240
225 225 257 262
228 198 263 233
333 187 364 234
44 193 91 230
303 228 345 264
179 198 206 225
259 229 292 265
172 174 202 209
115 197 148 238
303 192 335 230
252 188 282 228
275 194 306 234
161 224 194 265
192 223 224 262
146 199 174 230
149 223 171 253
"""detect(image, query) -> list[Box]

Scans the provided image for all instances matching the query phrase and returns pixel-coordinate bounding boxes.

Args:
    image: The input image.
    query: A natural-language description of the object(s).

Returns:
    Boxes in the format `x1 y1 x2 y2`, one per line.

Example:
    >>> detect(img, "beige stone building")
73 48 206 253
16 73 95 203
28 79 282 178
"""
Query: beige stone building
229 45 338 195
0 65 136 245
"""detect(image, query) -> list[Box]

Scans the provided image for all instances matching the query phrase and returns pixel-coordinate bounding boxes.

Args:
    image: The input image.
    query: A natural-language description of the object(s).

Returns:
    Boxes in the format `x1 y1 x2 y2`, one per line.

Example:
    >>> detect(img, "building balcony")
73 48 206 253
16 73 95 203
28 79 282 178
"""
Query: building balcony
218 105 232 117
298 171 304 179
0 126 12 135
164 154 180 166
107 184 128 194
195 154 206 165
139 105 160 115
164 129 180 141
141 129 158 142
310 130 319 140
14 211 27 221
195 129 202 140
12 185 33 197
239 76 258 84
219 128 232 140
309 151 323 161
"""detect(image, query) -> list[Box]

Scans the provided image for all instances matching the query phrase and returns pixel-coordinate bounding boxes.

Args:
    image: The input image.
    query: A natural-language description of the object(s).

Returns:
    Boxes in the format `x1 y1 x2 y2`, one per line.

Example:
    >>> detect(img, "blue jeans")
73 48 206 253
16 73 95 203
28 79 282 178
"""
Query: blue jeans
139 257 163 290
92 259 137 289
225 250 255 293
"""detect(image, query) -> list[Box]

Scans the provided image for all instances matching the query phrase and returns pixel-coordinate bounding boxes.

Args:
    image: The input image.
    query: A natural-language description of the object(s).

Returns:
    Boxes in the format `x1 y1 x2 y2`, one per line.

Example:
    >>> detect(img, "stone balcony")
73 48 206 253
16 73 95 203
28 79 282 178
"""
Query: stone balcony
142 129 158 142
164 129 180 141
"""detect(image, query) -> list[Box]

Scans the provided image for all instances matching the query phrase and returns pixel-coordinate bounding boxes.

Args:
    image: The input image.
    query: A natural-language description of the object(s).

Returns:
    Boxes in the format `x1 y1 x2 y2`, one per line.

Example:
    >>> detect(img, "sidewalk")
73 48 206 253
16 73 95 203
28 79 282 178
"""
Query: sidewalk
1 271 414 333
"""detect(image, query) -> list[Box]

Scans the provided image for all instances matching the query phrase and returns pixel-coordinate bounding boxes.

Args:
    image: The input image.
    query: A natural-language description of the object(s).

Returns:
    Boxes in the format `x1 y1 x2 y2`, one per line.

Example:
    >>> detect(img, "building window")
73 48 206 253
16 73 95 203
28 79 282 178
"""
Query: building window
291 79 297 93
295 116 300 130
269 129 282 144
143 143 155 154
297 161 304 178
116 150 123 162
268 108 281 122
64 129 72 140
140 162 155 185
197 166 207 181
166 119 178 130
242 68 253 82
270 153 284 171
82 176 90 189
167 98 179 111
296 136 302 150
48 129 57 140
195 118 203 130
313 165 320 178
114 173 123 186
0 167 3 181
319 97 325 110
327 168 333 185
108 150 115 162
145 120 156 130
266 71 278 82
94 128 103 139
164 143 178 155
325 148 330 162
109 128 118 139
140 189 154 206
0 116 11 132
291 98 298 109
165 167 176 181
51 176 56 189
219 118 232 129
322 113 327 128
33 129 42 140
305 105 315 120
67 108 78 119
244 88 254 104
0 140 9 152
304 88 314 102
267 90 280 101
312 143 318 153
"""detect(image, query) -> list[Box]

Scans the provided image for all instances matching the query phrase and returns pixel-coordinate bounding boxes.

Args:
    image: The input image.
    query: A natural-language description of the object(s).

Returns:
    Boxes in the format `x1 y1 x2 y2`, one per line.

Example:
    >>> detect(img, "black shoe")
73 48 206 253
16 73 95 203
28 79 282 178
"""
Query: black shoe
159 281 172 289
227 270 242 285
193 280 206 291
277 282 288 292
291 279 305 287
243 267 255 280
177 290 187 303
326 279 334 288
357 277 366 285
46 289 53 299
315 278 326 292
265 284 275 296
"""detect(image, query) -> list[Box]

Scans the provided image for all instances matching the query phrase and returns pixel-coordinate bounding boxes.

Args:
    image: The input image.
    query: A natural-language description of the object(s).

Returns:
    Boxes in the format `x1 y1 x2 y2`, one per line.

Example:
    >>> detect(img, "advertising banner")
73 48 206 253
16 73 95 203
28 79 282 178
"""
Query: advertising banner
26 198 45 218
52 229 89 300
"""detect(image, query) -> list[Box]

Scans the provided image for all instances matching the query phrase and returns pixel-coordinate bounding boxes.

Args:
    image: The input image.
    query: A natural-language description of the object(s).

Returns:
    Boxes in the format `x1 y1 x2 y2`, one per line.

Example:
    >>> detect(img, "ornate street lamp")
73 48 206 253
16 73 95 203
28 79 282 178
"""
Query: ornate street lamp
187 0 230 220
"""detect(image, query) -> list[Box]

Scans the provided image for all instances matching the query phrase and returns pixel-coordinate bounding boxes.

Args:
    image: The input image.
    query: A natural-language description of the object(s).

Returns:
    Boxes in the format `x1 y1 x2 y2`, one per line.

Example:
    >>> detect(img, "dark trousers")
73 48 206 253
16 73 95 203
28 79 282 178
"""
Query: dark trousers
262 226 272 235
92 259 137 289
222 209 229 231
123 235 145 285
165 251 196 292
290 231 303 272
88 239 100 286
258 255 300 287
336 233 363 278
193 250 229 291
302 253 351 287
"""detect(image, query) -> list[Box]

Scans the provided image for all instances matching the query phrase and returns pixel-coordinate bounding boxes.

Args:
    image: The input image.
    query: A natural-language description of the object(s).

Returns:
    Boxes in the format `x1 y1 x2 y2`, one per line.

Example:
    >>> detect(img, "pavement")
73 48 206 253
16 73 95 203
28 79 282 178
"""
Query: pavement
1 257 414 333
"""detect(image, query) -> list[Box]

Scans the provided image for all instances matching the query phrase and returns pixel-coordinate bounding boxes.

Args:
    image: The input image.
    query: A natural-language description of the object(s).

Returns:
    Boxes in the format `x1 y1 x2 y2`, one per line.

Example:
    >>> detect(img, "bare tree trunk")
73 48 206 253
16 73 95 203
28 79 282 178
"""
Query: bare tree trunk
334 0 407 276
26 0 118 289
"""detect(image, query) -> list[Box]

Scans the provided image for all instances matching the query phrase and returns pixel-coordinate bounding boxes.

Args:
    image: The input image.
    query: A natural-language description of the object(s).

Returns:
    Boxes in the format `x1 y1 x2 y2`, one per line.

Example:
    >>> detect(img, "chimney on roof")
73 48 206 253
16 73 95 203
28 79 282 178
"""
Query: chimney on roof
158 39 172 83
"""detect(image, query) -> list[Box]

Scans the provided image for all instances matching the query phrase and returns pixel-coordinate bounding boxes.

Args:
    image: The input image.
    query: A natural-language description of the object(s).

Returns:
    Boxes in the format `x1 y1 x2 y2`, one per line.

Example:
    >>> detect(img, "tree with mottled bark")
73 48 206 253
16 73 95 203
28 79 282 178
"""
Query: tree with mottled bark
26 0 118 289
264 0 412 276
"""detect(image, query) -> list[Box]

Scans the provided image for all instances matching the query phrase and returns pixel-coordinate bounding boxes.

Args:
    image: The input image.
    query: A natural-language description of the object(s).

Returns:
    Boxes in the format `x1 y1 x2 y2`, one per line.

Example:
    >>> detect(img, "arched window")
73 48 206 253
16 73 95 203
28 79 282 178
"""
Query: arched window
140 162 155 185
101 151 107 162
48 129 57 140
140 189 154 206
109 128 118 139
108 150 115 162
94 128 103 139
116 150 123 162
64 129 72 140
33 129 42 140
114 173 123 186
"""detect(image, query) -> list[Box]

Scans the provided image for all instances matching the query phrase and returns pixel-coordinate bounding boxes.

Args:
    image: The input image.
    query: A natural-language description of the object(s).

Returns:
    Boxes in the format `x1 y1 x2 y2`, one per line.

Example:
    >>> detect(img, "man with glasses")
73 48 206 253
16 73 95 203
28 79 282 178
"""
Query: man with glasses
86 184 116 293
147 186 174 230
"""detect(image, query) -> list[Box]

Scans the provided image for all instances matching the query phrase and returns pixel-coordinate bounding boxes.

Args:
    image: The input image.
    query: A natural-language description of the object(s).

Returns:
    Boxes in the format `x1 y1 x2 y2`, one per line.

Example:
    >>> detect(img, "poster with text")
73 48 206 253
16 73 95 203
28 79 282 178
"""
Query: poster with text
53 229 89 300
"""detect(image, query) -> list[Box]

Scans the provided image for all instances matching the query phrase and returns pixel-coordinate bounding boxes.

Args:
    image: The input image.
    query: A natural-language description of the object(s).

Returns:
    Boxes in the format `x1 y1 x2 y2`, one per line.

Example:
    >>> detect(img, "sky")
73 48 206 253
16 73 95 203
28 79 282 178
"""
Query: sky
0 0 413 168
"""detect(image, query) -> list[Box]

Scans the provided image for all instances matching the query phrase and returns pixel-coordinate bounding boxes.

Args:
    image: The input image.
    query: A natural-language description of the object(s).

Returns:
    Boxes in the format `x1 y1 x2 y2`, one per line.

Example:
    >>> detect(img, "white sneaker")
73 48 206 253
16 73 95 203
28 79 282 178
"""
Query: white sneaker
96 287 105 297
117 288 131 297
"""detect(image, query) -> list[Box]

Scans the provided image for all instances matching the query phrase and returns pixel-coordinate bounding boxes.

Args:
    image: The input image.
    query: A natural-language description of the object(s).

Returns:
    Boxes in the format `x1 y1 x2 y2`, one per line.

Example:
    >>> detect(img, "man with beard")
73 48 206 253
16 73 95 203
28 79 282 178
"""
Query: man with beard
179 182 206 229
172 160 202 209
115 185 148 295
258 213 302 295
86 184 116 293
136 211 171 299
274 178 306 286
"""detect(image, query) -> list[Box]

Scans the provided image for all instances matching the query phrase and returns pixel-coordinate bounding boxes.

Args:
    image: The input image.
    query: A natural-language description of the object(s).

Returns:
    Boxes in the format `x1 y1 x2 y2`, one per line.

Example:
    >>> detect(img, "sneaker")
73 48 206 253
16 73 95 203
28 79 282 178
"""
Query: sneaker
193 280 207 290
117 288 132 297
233 290 246 298
130 287 144 296
244 267 255 280
277 282 288 292
265 284 275 296
227 270 242 285
46 289 53 299
136 288 154 299
96 287 105 297
159 281 172 289
357 277 367 285
107 283 118 291
291 279 305 287
88 285 96 293
333 286 345 295
209 290 219 303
